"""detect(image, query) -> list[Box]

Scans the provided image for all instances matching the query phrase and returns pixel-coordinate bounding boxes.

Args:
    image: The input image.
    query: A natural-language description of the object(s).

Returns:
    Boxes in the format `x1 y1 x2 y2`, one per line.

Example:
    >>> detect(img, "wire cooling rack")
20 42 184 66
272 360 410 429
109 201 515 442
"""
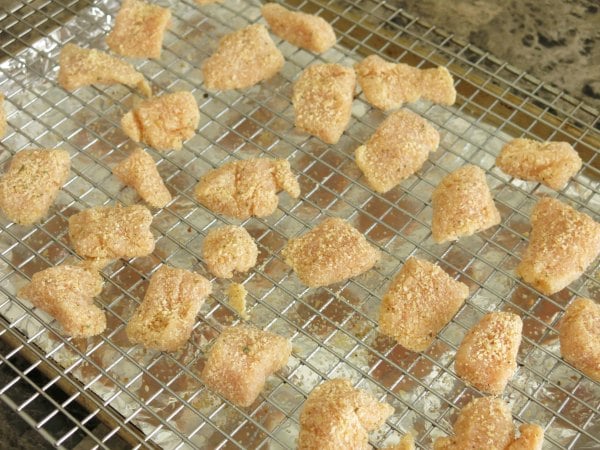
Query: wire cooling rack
0 0 599 448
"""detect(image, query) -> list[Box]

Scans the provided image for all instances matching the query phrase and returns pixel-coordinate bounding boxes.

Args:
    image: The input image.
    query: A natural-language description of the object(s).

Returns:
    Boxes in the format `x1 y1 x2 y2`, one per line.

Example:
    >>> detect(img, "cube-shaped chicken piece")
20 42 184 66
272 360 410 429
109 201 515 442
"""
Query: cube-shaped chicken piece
0 93 6 138
202 225 258 278
0 148 70 225
202 325 291 407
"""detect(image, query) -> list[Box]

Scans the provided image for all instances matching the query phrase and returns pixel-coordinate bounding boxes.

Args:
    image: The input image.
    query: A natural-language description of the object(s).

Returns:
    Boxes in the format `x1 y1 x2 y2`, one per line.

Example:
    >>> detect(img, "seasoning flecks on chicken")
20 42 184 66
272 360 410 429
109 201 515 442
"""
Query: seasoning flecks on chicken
202 225 258 279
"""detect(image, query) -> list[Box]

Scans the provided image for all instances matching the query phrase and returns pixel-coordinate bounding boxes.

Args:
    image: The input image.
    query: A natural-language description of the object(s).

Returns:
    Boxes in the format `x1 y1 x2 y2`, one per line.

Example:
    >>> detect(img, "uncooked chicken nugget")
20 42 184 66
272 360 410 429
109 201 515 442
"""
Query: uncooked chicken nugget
126 265 212 351
106 0 171 59
262 3 336 53
202 324 291 407
19 264 105 338
0 93 6 138
559 298 600 381
379 257 469 352
0 149 70 225
113 147 171 208
202 225 258 278
355 55 456 110
293 63 356 144
195 158 300 219
58 43 151 96
121 91 199 151
516 197 600 295
298 378 394 450
431 164 501 243
496 138 582 190
355 110 439 193
282 217 380 287
69 204 155 259
455 312 522 395
202 24 284 90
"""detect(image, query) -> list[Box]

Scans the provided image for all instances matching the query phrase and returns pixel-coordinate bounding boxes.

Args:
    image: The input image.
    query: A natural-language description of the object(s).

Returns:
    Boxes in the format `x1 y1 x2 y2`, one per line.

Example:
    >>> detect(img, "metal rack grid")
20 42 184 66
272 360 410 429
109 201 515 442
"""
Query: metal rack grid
0 0 598 448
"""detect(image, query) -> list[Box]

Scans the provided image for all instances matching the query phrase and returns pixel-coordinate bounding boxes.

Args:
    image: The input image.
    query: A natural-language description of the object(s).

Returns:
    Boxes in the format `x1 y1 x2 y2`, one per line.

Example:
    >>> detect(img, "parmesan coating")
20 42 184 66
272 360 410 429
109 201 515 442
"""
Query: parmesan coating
0 148 70 226
496 138 582 190
121 91 199 152
516 197 600 295
506 424 545 450
0 93 6 138
227 283 249 320
113 147 172 208
559 298 600 381
201 325 292 407
431 164 501 243
106 0 171 59
69 204 155 260
292 63 356 144
202 24 284 90
355 109 440 193
194 158 300 220
202 225 258 279
298 378 394 450
355 55 456 110
282 217 380 288
261 3 336 53
455 312 523 395
18 264 105 338
126 265 212 352
57 43 151 97
379 257 469 352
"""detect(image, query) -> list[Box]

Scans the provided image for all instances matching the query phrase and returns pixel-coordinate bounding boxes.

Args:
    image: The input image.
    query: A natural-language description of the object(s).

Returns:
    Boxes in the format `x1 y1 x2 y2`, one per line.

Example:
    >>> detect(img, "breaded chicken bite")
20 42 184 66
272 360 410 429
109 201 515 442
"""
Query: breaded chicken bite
0 93 6 138
121 91 199 152
0 149 70 226
106 0 171 59
126 265 212 351
384 434 415 450
355 55 456 110
516 197 600 295
298 378 394 450
69 204 155 260
455 312 522 395
496 138 582 190
58 44 151 97
18 264 105 338
202 24 284 90
113 147 172 208
506 424 544 450
355 110 439 193
293 63 356 144
262 3 336 53
202 225 258 278
431 164 501 243
195 158 300 219
282 217 380 287
379 257 469 352
202 324 292 407
559 298 600 381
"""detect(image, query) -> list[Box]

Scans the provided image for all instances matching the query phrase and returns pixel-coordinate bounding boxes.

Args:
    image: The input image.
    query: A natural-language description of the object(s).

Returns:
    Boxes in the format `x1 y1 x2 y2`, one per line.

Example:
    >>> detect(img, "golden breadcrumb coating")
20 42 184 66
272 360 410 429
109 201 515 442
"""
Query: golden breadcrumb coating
431 164 501 243
121 91 199 152
57 43 151 96
559 298 600 381
355 55 456 110
227 283 249 320
195 158 300 219
69 204 155 259
202 324 291 407
496 138 582 190
202 225 258 279
292 63 356 144
379 257 469 352
355 109 439 193
202 24 284 90
455 312 522 395
384 434 415 450
126 265 211 351
19 264 105 338
516 197 600 295
282 217 380 288
0 148 70 226
0 93 6 138
506 424 544 450
298 378 394 450
113 147 171 208
106 0 171 59
262 3 336 53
